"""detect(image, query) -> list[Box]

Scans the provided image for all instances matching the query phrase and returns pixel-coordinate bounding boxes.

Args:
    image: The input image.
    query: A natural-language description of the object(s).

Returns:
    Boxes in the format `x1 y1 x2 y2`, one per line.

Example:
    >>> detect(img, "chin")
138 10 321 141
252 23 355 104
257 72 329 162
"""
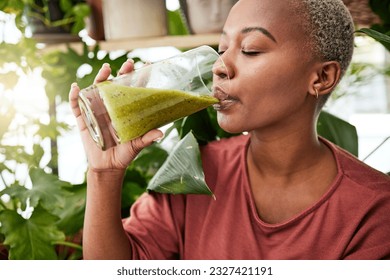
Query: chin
217 115 246 135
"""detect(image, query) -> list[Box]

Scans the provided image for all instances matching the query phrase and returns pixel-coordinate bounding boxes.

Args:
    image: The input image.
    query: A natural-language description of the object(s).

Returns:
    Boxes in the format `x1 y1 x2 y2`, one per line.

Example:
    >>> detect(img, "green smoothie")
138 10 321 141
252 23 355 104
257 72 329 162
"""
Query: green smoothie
97 81 218 142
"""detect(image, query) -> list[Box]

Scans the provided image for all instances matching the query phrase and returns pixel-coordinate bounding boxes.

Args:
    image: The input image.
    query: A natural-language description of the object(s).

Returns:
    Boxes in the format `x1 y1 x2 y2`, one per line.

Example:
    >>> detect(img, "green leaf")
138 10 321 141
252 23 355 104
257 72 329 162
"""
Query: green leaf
34 117 70 140
0 162 12 175
317 111 358 156
167 9 190 36
1 168 72 211
132 144 169 177
0 184 28 210
53 183 86 236
357 28 390 45
72 4 90 21
32 144 45 167
1 143 46 168
175 107 238 145
0 145 37 167
0 0 24 14
60 0 73 13
121 182 145 213
0 38 40 69
28 167 72 210
0 205 65 260
147 131 214 197
177 109 217 145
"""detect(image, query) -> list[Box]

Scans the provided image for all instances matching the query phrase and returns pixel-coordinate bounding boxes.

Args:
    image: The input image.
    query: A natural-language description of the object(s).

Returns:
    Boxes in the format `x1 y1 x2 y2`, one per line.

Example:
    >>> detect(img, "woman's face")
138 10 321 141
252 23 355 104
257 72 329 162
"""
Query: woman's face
213 0 319 135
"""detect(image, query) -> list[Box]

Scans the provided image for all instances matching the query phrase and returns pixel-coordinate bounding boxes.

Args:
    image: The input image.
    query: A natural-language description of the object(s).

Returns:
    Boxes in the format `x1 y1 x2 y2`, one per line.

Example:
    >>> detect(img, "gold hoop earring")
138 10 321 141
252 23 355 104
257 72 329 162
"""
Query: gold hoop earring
314 87 319 99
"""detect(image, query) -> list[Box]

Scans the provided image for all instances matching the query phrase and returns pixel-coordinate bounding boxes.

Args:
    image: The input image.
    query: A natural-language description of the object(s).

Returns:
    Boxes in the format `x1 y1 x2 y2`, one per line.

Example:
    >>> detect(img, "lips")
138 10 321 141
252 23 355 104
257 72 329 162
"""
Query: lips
212 86 238 111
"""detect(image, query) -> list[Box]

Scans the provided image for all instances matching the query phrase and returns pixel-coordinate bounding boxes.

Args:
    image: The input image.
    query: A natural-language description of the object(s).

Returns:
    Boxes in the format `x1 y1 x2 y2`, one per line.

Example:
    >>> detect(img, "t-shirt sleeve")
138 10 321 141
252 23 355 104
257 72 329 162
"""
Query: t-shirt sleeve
122 192 185 260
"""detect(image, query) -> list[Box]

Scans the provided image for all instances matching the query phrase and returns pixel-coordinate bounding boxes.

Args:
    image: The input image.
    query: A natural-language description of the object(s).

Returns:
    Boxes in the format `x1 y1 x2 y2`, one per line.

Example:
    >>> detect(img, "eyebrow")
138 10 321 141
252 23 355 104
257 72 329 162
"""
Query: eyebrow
240 27 277 43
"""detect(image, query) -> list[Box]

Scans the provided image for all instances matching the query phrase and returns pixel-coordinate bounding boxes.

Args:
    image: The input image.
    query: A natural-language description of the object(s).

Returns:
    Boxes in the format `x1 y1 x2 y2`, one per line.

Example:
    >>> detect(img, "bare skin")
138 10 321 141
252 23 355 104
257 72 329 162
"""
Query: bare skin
70 0 342 258
213 0 339 224
69 61 163 259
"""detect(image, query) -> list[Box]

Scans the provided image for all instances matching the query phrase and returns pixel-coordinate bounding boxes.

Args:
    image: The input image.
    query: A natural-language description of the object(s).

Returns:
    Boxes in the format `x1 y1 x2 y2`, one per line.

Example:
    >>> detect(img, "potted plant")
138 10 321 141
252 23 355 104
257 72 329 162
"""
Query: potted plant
0 0 90 43
179 0 237 34
101 0 167 40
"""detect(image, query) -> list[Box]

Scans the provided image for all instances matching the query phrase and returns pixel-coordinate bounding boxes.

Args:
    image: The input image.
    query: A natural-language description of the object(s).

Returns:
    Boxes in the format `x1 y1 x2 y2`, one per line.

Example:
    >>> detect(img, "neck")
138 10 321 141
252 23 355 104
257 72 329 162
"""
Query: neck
247 128 325 180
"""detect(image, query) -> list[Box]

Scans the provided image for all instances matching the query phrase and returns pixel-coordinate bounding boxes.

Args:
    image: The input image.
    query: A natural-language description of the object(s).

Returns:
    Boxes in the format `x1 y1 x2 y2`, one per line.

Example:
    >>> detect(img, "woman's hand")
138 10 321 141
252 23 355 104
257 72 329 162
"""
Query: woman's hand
69 59 163 171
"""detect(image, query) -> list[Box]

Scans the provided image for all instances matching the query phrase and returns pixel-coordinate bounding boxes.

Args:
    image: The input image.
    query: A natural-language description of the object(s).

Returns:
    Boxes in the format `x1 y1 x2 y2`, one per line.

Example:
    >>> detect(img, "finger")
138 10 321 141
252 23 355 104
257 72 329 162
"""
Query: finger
141 129 164 145
130 129 164 156
117 58 135 76
69 82 81 117
115 129 163 168
135 61 152 87
69 82 89 132
94 63 112 84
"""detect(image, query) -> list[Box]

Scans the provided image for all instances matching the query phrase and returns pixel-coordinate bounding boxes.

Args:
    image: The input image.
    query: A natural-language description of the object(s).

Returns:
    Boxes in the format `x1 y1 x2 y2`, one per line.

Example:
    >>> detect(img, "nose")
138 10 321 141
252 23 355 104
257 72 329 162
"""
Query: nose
212 54 233 81
212 54 232 93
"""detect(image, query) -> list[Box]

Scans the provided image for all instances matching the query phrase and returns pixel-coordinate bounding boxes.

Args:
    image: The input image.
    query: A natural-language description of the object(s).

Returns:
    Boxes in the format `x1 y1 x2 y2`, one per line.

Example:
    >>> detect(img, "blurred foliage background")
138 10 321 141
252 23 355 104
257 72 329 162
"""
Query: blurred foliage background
0 0 389 259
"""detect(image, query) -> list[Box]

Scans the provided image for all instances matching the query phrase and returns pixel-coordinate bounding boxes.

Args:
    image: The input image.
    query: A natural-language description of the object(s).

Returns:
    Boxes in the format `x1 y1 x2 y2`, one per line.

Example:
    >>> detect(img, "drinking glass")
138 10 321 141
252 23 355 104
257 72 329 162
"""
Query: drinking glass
78 45 229 150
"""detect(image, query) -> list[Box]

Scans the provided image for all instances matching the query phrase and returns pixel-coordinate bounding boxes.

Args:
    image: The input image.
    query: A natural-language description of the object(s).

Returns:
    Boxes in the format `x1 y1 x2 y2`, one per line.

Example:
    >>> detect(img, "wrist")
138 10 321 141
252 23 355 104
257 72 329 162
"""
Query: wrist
87 168 126 185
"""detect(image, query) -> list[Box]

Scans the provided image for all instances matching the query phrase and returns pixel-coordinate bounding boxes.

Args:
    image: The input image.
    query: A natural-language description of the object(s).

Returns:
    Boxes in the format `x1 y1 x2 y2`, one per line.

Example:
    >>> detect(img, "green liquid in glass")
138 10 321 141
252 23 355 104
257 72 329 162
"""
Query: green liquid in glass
97 81 218 142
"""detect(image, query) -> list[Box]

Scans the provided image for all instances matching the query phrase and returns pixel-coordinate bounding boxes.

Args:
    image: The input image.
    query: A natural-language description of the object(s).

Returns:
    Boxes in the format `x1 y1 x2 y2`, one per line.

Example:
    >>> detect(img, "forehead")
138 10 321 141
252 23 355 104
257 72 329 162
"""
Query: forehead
224 0 305 42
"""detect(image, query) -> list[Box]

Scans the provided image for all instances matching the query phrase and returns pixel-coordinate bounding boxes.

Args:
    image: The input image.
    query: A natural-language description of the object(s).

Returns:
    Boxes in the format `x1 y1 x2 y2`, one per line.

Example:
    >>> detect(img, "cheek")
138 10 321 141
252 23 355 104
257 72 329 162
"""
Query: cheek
245 60 308 103
216 54 311 133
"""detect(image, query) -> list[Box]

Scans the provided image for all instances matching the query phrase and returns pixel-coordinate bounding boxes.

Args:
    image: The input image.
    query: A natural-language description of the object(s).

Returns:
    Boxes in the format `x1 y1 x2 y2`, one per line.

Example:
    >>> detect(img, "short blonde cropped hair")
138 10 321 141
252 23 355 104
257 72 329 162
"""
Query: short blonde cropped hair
294 0 355 77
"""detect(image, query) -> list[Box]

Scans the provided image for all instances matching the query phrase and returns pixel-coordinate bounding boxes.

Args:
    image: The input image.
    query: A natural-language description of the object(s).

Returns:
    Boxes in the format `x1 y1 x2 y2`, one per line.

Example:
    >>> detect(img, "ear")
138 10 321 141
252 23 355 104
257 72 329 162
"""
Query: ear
308 61 341 97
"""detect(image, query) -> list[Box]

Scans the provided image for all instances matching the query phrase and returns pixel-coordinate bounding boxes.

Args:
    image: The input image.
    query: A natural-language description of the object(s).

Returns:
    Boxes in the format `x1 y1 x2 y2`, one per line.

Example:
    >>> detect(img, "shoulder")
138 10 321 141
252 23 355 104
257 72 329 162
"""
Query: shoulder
321 139 390 259
323 137 390 199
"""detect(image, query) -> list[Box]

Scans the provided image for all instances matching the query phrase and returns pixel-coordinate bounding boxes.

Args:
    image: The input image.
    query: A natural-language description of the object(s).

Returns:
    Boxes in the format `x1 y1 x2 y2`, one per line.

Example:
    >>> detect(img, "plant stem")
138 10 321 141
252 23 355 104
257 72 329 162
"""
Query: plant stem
0 173 7 189
0 173 9 209
0 199 8 210
49 99 59 175
53 241 83 251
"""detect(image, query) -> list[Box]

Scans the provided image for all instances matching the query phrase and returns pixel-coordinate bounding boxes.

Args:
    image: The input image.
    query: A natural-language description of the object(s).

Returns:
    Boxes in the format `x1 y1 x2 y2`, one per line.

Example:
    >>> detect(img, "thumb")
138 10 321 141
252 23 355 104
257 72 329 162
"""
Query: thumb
129 129 164 156
141 129 164 146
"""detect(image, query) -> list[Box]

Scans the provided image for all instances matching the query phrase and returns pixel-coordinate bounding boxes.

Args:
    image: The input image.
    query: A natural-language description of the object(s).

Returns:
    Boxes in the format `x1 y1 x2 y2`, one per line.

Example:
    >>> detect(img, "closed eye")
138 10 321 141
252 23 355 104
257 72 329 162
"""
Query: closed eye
242 50 261 56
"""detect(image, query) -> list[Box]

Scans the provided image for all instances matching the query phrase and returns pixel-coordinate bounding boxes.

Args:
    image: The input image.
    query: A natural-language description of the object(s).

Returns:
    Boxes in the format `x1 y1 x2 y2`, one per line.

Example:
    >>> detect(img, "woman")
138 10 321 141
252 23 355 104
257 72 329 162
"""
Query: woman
69 0 390 259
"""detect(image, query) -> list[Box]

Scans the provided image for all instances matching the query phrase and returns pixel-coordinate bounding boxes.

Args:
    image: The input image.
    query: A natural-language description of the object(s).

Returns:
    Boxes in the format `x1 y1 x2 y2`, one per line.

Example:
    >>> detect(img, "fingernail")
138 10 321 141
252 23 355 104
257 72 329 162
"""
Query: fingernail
153 131 164 142
71 82 78 88
127 58 134 63
103 63 110 68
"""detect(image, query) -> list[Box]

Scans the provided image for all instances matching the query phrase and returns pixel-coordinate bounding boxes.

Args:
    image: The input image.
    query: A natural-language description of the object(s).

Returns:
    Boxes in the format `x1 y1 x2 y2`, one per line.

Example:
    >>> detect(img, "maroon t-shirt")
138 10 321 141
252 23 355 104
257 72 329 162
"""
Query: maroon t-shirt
123 135 390 259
